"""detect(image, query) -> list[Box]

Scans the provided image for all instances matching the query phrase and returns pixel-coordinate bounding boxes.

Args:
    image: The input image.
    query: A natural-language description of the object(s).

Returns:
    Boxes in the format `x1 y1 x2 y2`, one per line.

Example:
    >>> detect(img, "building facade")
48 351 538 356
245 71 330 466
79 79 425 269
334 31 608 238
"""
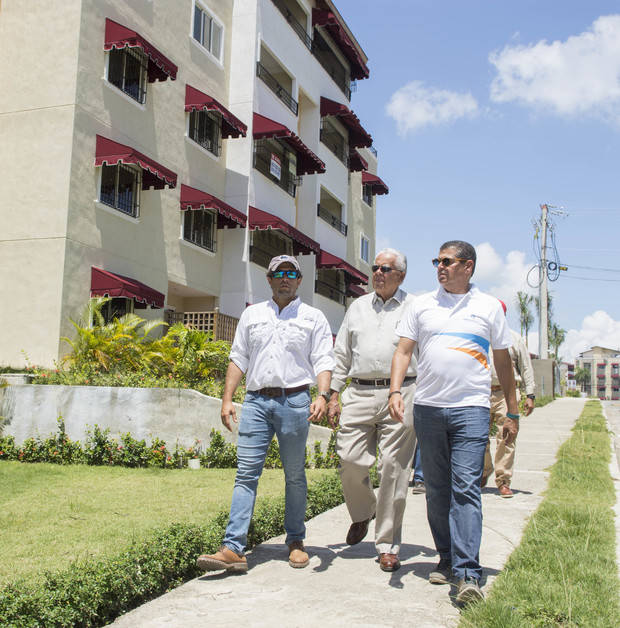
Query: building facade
575 346 620 400
0 0 387 367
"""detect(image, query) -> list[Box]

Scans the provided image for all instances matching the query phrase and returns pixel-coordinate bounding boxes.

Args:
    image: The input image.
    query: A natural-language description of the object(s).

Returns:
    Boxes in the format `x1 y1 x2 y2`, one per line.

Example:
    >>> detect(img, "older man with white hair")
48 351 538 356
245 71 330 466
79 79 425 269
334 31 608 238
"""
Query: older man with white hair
327 248 417 572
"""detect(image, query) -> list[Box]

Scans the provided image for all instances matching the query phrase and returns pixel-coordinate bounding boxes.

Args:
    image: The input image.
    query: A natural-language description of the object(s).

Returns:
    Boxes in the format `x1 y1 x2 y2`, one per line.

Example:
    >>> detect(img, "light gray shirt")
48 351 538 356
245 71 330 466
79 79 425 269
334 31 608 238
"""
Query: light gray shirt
331 288 417 392
491 328 536 395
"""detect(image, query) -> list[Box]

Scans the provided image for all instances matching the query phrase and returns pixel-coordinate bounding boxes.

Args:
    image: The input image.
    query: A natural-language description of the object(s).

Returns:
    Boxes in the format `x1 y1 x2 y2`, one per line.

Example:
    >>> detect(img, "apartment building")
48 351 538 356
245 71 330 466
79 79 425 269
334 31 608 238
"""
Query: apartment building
575 346 620 400
0 0 388 367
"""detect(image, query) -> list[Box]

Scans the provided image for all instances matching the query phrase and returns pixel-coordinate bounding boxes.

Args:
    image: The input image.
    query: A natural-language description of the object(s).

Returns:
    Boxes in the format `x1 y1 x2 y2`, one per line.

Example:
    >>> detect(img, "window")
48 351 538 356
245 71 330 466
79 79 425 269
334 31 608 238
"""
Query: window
320 118 348 165
362 183 373 206
253 138 300 197
360 235 370 263
99 298 133 325
107 47 148 104
250 230 293 268
188 109 222 156
99 164 141 218
193 3 223 61
183 208 216 252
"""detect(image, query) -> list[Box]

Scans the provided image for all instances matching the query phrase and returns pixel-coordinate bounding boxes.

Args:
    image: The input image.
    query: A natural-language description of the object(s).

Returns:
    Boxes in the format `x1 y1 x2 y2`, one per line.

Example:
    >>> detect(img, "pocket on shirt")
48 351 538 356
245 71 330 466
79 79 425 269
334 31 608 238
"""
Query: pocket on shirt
285 321 313 352
248 321 271 348
286 389 311 408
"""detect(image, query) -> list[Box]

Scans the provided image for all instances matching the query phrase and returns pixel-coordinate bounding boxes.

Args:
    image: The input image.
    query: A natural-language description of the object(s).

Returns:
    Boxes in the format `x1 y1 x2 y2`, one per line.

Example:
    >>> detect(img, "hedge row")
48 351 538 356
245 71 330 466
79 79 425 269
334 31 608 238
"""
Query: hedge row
0 472 346 627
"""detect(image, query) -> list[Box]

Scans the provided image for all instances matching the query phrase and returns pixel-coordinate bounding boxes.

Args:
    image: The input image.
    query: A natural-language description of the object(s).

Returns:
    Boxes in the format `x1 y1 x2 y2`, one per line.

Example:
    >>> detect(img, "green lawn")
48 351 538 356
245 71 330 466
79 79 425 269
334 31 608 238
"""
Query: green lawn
0 462 331 586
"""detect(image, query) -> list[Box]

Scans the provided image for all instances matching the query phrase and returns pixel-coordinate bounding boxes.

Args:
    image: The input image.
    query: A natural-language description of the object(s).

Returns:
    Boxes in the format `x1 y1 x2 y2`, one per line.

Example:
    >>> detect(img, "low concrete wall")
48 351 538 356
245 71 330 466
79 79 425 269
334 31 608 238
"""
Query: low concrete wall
0 385 333 450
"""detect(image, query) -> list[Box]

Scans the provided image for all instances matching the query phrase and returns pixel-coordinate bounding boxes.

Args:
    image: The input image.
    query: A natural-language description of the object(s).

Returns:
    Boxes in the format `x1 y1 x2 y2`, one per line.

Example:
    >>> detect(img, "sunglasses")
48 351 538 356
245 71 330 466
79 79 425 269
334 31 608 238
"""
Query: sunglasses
432 257 469 268
371 265 397 274
270 270 300 279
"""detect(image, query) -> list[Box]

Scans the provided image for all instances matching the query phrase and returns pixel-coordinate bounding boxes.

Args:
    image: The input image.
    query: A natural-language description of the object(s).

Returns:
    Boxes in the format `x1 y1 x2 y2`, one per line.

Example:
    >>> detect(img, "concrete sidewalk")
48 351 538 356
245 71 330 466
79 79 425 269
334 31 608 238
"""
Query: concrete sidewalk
111 398 586 628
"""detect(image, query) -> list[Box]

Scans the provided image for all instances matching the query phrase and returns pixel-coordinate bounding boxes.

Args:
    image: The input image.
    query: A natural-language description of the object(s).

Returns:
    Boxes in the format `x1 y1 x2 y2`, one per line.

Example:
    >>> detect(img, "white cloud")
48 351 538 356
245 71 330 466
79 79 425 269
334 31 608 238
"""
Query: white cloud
489 15 620 121
563 311 620 361
386 81 478 135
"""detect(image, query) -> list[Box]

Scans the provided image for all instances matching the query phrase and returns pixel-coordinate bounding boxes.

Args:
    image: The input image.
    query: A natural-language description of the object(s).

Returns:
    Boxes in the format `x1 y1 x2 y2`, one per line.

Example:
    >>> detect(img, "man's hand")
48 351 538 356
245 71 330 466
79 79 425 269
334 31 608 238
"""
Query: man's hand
327 392 341 429
221 400 237 432
308 396 327 423
501 417 519 444
524 397 535 416
388 392 404 423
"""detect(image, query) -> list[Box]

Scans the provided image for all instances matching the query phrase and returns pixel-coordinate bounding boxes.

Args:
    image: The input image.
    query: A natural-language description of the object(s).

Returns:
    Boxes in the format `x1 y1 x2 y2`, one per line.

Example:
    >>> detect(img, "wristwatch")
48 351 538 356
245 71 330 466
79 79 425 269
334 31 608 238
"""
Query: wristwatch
526 394 535 400
319 390 331 402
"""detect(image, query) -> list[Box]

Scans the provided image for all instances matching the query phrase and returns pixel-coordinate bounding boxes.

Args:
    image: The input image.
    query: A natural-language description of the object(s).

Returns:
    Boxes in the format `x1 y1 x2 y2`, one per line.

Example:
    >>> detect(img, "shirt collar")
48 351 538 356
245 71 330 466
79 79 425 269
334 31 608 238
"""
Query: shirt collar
269 296 301 316
436 283 476 299
373 287 406 306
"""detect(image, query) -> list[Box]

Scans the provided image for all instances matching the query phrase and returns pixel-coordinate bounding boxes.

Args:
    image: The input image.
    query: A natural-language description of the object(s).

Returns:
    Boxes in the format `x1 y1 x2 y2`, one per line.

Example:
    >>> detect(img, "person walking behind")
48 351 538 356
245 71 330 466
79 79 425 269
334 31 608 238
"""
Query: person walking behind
197 255 335 573
327 248 417 572
389 240 518 604
482 300 536 497
411 444 425 494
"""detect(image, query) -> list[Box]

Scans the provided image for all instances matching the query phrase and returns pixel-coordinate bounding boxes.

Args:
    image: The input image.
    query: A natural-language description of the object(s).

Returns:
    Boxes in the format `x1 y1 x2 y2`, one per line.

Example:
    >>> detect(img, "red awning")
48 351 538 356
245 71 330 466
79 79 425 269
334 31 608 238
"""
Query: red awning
180 184 246 228
349 149 368 173
317 250 368 285
95 135 177 189
362 171 389 195
90 267 165 308
253 113 325 175
185 85 247 139
249 206 319 255
312 9 369 80
347 283 367 298
320 97 372 148
104 18 177 82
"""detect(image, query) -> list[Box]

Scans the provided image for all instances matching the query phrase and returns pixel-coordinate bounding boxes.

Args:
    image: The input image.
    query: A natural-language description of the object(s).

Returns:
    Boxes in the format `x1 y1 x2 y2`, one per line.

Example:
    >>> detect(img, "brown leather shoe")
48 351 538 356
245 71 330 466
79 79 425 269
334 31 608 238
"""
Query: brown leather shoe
288 540 309 569
379 553 400 572
196 545 248 573
499 485 514 498
346 515 374 545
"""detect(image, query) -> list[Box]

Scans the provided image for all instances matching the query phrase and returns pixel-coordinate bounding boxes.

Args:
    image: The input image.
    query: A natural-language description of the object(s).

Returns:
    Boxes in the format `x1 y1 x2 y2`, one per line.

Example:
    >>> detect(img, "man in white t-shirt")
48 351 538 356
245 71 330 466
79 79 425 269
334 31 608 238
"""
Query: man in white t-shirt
197 255 335 574
389 240 518 605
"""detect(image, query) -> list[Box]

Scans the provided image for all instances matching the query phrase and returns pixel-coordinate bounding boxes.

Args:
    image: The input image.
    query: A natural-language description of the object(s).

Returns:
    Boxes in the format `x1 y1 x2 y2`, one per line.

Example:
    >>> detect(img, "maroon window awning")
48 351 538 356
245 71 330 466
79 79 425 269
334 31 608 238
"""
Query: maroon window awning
90 267 165 308
317 250 368 285
185 85 247 139
349 149 368 173
253 113 325 175
104 18 177 82
362 171 389 195
312 9 369 80
95 135 177 190
180 184 246 228
320 97 372 148
249 206 319 255
347 283 367 298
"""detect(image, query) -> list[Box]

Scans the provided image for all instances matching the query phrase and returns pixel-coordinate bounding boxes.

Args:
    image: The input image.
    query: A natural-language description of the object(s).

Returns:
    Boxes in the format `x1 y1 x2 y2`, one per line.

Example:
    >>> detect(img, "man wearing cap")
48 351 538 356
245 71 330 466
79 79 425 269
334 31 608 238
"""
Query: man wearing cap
327 248 416 572
197 255 335 573
482 300 536 498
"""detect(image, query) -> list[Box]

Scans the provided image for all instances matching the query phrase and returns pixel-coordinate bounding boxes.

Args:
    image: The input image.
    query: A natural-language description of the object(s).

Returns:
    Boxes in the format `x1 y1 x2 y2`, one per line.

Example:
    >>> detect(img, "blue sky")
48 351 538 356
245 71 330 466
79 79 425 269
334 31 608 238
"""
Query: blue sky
335 0 620 360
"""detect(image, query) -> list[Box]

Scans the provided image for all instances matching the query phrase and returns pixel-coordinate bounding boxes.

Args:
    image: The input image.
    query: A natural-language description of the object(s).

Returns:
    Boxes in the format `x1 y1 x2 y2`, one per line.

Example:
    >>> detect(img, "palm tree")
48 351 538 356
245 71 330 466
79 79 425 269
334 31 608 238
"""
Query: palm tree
548 323 566 361
516 291 534 348
574 366 590 394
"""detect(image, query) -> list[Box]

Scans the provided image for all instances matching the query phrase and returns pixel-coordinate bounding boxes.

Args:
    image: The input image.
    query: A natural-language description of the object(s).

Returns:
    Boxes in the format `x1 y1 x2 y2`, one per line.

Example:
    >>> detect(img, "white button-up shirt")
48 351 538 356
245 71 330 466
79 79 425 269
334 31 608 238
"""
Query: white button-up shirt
331 288 417 392
229 297 335 391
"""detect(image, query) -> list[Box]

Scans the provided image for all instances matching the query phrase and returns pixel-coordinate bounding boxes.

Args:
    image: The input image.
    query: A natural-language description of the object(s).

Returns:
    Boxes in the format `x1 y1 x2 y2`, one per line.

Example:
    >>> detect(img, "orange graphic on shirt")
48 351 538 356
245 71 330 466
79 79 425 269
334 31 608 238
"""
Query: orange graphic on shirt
448 347 489 369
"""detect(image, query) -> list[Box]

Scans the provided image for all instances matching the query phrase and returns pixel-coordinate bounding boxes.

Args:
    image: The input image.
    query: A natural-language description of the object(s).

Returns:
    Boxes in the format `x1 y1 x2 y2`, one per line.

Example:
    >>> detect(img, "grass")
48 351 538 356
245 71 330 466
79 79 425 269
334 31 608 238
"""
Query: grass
460 400 620 627
0 462 333 586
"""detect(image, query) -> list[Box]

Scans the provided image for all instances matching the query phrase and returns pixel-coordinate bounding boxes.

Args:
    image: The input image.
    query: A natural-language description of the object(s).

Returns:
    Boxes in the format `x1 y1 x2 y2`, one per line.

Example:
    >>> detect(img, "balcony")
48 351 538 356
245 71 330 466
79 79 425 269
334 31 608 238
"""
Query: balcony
315 279 345 305
317 203 347 235
312 30 351 100
256 61 298 115
164 310 238 343
253 144 302 197
597 374 606 379
320 125 348 166
270 0 312 49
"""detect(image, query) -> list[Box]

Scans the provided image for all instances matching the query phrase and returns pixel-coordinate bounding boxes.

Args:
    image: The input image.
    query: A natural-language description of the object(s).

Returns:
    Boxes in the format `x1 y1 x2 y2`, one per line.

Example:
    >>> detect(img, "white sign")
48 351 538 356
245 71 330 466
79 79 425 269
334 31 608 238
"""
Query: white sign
270 153 281 180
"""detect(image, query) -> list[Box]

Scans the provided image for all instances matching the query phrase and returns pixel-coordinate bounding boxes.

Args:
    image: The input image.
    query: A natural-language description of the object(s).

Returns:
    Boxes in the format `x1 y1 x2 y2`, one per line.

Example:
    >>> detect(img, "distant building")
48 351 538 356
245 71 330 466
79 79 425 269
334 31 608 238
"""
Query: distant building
0 0 386 367
575 346 620 400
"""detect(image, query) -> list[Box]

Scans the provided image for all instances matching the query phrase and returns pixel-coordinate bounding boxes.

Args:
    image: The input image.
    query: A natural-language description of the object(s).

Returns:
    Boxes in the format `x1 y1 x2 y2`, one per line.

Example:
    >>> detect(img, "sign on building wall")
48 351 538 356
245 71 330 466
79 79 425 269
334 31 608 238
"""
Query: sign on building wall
270 153 281 180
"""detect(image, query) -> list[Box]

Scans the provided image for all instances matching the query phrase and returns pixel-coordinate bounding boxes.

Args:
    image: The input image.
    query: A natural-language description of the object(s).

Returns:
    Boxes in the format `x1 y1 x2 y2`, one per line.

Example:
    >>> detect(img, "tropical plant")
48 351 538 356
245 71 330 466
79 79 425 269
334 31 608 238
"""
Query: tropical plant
549 322 566 361
574 366 590 393
516 291 534 348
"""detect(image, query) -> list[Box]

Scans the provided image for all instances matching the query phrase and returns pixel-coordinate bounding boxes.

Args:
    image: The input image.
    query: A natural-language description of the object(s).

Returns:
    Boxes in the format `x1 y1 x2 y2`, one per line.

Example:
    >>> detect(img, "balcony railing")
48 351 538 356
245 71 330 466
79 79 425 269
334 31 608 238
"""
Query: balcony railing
270 0 312 49
249 244 278 269
317 204 347 235
320 128 348 165
164 310 238 343
315 279 346 305
311 31 351 100
253 146 301 197
256 61 298 115
369 146 378 157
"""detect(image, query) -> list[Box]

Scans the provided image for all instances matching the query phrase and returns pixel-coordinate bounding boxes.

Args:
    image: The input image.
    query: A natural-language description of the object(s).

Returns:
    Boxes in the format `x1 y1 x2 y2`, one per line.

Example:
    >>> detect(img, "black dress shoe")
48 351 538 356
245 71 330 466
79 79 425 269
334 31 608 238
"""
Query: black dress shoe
346 516 374 545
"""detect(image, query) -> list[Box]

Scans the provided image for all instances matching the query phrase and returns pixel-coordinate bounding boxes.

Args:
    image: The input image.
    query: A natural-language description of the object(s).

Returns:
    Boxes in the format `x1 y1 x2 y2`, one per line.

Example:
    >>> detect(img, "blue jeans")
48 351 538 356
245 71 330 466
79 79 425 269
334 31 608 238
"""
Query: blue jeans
413 443 424 482
414 404 490 581
223 390 310 554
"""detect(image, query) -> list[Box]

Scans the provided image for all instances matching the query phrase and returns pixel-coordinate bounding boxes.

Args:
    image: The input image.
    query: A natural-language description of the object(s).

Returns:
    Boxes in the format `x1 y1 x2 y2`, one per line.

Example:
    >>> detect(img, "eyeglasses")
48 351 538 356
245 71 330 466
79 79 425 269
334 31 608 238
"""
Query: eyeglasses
371 265 397 274
270 270 300 279
432 257 469 268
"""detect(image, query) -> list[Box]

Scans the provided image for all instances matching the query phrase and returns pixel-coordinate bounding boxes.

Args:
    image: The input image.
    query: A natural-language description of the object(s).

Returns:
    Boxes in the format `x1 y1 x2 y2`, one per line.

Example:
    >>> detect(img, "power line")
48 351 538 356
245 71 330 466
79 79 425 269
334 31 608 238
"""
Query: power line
560 275 620 283
562 263 620 273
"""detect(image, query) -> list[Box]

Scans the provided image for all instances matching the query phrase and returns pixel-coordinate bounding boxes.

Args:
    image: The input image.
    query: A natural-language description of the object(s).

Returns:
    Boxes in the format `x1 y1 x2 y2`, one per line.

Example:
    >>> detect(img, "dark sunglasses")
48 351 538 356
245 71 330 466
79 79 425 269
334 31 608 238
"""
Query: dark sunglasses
432 257 468 268
270 270 300 279
371 265 397 274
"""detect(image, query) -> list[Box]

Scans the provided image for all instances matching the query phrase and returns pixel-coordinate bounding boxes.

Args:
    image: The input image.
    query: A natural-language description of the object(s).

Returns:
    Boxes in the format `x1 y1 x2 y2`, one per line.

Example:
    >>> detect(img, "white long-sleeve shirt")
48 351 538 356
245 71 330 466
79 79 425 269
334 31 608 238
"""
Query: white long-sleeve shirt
229 297 335 391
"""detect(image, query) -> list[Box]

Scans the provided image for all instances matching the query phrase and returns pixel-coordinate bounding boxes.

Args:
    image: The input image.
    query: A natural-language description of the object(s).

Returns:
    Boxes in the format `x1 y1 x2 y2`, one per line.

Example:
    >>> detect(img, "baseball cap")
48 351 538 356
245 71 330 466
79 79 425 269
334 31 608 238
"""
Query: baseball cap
267 255 301 273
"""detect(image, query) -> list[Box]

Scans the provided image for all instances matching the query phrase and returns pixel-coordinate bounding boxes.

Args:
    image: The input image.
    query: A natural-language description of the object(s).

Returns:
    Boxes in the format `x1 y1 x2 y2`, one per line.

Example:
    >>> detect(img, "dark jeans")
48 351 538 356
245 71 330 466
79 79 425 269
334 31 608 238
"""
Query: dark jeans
414 403 490 581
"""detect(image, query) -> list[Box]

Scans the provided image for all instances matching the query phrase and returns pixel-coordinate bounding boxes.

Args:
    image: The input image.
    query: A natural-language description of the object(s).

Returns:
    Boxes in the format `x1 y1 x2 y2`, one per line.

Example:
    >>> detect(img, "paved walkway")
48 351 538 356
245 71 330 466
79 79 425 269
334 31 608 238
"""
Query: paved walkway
111 398 586 628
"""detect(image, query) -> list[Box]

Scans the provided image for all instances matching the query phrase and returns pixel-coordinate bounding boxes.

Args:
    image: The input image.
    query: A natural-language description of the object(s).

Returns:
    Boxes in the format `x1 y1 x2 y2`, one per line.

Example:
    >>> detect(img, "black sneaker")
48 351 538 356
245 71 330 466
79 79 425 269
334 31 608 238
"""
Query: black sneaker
429 557 452 584
456 576 484 604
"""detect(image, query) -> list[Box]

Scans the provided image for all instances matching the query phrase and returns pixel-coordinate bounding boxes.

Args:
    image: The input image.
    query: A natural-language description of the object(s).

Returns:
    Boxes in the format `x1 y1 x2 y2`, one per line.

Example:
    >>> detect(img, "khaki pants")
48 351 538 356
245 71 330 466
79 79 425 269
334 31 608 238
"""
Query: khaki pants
336 379 416 555
483 389 520 487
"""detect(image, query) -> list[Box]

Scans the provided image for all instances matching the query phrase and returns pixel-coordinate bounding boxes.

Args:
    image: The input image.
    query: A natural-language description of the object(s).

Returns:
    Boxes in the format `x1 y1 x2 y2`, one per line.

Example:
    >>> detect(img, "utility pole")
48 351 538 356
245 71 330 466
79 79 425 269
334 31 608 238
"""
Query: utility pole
539 204 549 359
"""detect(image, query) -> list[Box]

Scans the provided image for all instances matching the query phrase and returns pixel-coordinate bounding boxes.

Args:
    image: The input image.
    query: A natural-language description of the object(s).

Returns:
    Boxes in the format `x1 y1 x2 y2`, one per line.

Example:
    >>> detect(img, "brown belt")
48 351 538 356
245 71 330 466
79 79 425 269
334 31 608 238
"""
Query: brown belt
491 385 503 392
352 376 417 387
254 384 309 398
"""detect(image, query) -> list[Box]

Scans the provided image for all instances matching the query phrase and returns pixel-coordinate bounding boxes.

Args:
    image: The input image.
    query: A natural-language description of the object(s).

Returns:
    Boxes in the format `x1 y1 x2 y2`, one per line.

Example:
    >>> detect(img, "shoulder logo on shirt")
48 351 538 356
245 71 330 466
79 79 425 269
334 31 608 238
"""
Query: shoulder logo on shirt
435 332 490 369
